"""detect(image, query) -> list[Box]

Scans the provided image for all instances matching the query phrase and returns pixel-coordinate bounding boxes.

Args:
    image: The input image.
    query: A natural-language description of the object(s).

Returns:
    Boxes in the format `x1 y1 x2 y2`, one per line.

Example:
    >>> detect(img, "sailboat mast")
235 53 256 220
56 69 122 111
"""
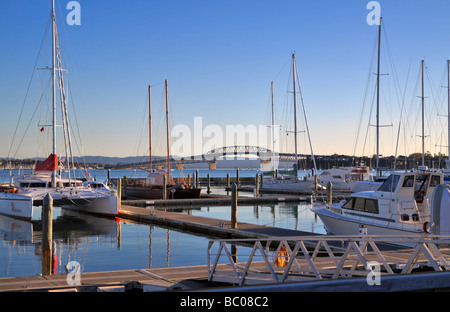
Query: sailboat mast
271 81 275 152
148 85 152 172
448 60 450 166
165 79 171 179
375 16 382 177
292 53 298 175
51 0 57 187
421 59 425 167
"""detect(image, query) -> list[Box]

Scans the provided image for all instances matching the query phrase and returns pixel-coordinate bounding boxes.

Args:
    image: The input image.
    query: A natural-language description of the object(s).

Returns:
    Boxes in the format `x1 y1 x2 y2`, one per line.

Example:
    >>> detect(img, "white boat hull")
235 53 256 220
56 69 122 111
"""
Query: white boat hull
61 193 119 217
0 188 118 220
0 193 34 219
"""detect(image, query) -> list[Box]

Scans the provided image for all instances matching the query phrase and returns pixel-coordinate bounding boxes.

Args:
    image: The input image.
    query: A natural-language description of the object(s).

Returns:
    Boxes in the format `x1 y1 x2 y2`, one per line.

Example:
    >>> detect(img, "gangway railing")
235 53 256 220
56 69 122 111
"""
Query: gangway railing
207 235 450 286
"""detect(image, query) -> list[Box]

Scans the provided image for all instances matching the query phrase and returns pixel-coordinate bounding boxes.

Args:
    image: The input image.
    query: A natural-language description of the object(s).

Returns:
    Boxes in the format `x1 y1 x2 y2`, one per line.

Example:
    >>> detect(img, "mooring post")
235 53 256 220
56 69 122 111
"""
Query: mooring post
163 175 167 200
255 173 259 197
236 169 239 186
42 194 53 276
226 173 230 187
207 173 211 194
314 174 319 194
123 176 127 198
231 183 238 229
196 170 199 188
327 181 333 204
117 178 122 210
107 169 111 187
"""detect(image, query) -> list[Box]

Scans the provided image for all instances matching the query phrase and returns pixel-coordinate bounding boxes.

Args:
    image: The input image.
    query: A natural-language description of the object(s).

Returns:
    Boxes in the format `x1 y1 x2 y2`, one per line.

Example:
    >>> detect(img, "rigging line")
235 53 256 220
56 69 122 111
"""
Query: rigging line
394 59 412 171
11 90 49 159
425 65 445 150
7 12 52 159
133 92 150 160
295 66 317 173
352 29 378 158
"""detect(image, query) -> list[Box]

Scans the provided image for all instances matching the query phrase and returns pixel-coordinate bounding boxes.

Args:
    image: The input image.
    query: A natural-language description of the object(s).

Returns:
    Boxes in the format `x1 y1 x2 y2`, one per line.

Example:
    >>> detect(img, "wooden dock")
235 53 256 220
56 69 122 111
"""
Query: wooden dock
118 203 315 239
0 264 224 292
2 200 450 292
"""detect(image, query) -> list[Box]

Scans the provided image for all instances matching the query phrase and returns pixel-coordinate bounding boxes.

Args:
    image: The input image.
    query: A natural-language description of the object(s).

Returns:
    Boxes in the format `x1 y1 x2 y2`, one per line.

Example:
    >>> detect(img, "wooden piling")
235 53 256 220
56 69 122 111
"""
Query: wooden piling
231 183 238 229
255 173 259 197
42 194 53 276
117 178 122 210
123 176 127 198
327 181 333 204
236 169 240 186
207 173 211 194
163 175 167 200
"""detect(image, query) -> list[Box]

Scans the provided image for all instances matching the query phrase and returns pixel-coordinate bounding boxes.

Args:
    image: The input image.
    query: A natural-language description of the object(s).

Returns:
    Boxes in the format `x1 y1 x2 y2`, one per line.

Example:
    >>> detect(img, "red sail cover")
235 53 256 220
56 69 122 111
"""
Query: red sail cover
35 154 58 172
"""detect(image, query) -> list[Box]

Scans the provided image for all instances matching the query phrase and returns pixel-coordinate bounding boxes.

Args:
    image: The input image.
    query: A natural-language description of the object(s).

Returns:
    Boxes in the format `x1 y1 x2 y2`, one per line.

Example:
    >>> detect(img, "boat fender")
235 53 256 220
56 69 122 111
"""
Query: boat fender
276 246 289 268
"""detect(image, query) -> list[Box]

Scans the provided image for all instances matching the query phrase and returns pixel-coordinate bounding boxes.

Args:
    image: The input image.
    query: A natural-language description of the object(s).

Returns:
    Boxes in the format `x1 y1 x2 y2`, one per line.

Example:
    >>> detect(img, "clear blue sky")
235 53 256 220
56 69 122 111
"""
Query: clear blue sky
1 0 450 159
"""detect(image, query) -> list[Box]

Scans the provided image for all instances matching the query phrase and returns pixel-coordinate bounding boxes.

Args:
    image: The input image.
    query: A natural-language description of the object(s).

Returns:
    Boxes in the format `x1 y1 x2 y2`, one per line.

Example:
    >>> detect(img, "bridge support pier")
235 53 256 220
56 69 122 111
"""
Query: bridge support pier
209 161 217 170
260 160 272 171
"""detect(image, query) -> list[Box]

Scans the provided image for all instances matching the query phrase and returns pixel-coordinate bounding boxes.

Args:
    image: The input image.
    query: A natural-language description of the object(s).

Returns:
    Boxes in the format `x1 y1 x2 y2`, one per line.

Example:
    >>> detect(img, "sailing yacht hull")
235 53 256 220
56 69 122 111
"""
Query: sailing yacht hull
0 193 34 220
61 193 119 217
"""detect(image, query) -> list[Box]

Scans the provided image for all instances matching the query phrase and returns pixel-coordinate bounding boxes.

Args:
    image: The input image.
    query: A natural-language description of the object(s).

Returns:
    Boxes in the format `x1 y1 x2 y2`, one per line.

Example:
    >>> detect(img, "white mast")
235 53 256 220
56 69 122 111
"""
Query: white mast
421 59 425 167
447 60 450 168
271 81 275 153
292 53 298 176
375 17 382 177
51 0 57 188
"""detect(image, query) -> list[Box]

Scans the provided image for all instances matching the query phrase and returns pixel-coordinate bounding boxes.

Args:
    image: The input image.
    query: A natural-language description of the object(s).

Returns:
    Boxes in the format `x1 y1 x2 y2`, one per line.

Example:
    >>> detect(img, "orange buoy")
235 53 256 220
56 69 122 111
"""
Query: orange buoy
276 246 289 268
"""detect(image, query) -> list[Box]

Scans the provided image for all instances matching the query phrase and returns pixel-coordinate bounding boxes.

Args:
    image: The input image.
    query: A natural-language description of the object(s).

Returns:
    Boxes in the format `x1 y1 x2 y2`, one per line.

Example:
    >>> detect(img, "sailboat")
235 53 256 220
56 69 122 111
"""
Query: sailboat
125 81 201 199
0 0 118 220
312 26 450 236
262 54 377 192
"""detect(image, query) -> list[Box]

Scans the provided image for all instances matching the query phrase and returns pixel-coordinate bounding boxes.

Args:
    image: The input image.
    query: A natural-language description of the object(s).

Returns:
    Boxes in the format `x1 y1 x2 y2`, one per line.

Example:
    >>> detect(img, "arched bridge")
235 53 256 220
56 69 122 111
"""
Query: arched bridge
118 145 311 170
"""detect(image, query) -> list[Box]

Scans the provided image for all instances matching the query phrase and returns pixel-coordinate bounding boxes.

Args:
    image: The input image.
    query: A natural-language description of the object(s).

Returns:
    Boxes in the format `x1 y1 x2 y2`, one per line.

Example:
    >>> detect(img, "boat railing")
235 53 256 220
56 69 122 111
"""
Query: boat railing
207 235 450 286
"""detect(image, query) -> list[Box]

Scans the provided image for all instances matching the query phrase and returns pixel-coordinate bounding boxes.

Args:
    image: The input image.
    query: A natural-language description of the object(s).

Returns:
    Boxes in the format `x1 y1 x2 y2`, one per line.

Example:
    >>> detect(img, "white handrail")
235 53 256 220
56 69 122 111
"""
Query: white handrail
207 235 450 286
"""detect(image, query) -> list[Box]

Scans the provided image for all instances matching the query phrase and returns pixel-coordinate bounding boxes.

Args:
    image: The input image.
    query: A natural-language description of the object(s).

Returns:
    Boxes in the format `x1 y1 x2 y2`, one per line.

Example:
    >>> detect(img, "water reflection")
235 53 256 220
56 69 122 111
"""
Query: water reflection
0 202 325 278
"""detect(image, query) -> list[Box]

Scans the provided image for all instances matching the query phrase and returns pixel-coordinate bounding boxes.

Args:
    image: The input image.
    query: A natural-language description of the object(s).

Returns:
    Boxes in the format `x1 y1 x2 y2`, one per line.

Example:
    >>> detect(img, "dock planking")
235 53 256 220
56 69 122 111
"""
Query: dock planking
0 264 224 292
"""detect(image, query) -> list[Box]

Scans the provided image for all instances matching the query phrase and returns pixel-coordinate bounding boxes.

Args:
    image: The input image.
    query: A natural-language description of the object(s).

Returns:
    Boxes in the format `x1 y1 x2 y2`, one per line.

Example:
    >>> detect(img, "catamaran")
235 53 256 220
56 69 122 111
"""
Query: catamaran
0 1 118 220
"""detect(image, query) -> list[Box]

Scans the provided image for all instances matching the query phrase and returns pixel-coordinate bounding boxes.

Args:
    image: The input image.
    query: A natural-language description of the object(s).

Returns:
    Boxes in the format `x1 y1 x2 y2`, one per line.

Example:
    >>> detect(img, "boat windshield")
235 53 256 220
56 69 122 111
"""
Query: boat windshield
378 174 400 192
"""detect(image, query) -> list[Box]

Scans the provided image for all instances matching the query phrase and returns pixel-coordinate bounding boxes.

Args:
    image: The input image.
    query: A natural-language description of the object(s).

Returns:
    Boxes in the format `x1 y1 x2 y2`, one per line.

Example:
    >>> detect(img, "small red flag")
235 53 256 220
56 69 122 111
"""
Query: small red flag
40 127 44 132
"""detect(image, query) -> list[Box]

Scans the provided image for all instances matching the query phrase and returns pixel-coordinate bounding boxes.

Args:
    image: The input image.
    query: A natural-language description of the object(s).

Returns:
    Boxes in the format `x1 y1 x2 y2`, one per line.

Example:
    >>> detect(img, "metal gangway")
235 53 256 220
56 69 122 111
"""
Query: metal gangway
207 235 450 287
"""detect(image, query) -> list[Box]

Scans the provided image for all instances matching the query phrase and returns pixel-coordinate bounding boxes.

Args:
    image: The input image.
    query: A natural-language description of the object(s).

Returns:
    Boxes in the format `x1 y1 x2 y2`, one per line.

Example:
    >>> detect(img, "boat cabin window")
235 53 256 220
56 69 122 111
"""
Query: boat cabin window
20 182 47 188
415 174 428 190
402 175 414 187
343 197 379 214
378 174 400 192
430 175 441 187
332 175 342 179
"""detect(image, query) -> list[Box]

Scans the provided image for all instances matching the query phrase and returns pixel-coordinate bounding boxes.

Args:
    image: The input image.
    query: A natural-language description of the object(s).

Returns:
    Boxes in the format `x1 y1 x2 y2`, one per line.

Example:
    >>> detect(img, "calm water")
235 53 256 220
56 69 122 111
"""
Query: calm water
0 169 325 278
